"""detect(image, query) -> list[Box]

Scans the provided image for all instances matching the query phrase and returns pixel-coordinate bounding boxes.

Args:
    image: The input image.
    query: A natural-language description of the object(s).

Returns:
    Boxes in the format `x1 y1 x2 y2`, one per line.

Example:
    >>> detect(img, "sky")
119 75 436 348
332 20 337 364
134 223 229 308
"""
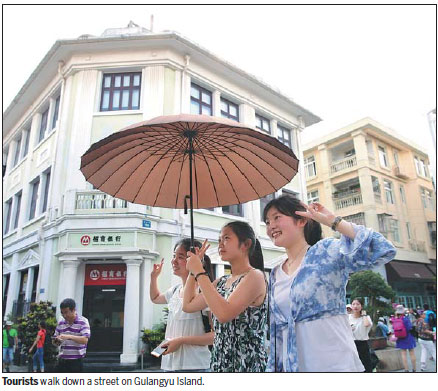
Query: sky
2 4 437 163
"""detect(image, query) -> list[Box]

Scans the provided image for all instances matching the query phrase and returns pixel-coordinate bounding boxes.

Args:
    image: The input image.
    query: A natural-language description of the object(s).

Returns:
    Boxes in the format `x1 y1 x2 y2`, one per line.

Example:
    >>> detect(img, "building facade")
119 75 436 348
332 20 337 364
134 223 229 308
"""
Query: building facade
303 118 436 309
2 23 320 363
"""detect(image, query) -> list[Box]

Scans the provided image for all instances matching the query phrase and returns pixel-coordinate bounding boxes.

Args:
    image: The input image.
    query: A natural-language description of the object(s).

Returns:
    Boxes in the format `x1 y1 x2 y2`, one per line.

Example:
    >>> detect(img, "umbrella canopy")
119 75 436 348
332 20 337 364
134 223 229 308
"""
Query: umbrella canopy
80 114 299 210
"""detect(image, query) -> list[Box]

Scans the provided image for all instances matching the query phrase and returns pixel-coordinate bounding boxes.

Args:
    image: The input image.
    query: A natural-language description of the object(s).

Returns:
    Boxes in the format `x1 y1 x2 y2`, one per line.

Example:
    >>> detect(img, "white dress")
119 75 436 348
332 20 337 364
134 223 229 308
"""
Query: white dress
160 284 211 371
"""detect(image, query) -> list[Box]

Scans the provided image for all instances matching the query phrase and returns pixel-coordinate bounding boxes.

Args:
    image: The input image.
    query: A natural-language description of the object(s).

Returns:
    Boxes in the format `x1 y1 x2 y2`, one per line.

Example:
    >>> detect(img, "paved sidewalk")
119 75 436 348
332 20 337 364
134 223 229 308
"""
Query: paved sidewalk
392 344 437 372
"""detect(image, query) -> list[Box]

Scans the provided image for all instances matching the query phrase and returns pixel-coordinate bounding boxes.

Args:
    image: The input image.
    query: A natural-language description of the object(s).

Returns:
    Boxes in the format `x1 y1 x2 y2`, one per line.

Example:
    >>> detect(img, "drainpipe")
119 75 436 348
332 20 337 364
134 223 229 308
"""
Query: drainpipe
180 55 190 113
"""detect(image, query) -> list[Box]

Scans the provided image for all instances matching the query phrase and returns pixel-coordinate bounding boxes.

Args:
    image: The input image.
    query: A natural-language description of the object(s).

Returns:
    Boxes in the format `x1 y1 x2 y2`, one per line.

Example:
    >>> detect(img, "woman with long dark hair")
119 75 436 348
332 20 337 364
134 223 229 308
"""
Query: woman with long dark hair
150 238 214 372
263 195 396 372
183 221 267 372
349 298 373 372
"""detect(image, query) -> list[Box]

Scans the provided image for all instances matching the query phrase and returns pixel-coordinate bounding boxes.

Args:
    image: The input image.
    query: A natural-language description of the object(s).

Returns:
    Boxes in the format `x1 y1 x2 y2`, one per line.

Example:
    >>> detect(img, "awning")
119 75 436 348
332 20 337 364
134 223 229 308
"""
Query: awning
386 261 436 281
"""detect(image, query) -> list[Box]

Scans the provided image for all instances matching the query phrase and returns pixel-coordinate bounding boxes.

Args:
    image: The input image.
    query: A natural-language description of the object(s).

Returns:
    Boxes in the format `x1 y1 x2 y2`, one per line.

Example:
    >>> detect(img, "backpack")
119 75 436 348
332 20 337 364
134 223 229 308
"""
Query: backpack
6 330 15 347
392 317 407 338
426 311 436 329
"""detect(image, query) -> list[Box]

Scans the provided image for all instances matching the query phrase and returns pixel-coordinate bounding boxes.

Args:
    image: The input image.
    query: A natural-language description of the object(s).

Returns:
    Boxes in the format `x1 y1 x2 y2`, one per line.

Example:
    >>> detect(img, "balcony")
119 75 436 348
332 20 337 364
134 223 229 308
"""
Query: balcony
330 155 357 174
343 212 366 226
334 193 363 210
75 191 128 210
393 166 409 180
409 239 426 253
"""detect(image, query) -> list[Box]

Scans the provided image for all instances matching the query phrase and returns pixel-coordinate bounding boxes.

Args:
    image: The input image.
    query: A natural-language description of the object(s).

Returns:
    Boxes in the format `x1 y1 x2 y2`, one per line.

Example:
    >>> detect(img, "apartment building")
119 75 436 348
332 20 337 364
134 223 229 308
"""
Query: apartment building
2 22 320 363
303 118 436 309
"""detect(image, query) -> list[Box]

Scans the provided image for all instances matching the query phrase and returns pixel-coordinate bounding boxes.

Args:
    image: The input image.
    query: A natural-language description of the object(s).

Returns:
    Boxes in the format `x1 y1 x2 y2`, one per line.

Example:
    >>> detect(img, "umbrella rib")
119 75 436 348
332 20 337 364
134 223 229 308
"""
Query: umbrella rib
173 140 189 209
191 138 220 207
131 136 188 204
193 137 242 204
198 134 277 196
202 125 297 170
82 132 181 176
93 134 186 201
202 131 294 183
150 133 188 206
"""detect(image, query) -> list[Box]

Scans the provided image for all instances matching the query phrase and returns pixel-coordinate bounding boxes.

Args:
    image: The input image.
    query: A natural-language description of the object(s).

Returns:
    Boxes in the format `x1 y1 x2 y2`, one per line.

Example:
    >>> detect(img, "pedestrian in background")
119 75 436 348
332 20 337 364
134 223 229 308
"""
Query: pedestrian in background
376 317 390 338
2 321 18 372
28 321 47 372
416 311 436 371
346 304 352 315
53 298 90 372
262 196 396 372
393 305 417 372
349 298 373 372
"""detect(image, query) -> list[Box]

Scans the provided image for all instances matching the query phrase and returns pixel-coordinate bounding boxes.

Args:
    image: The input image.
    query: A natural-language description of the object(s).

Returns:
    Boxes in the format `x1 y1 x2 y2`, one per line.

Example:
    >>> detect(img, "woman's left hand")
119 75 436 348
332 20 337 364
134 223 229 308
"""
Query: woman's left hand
295 201 336 227
161 338 183 355
186 239 210 275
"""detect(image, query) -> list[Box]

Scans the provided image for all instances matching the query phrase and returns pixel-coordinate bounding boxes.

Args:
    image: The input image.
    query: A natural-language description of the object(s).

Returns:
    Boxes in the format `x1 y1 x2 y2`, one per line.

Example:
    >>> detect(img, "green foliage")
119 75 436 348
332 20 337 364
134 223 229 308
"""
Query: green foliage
141 307 167 353
17 301 58 364
349 270 395 325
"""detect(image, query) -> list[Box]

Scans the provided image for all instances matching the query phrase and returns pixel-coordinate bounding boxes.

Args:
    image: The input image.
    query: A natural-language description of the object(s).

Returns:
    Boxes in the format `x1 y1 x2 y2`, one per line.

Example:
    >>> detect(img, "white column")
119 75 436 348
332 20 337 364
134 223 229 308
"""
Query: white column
121 256 142 364
59 257 81 302
212 90 221 117
36 238 53 302
4 253 20 319
24 267 35 301
140 256 154 330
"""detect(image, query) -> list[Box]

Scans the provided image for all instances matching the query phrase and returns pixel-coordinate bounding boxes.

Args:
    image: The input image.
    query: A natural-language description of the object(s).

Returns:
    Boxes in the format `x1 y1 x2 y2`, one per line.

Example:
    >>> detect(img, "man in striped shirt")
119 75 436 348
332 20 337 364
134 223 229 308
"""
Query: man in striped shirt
53 298 90 372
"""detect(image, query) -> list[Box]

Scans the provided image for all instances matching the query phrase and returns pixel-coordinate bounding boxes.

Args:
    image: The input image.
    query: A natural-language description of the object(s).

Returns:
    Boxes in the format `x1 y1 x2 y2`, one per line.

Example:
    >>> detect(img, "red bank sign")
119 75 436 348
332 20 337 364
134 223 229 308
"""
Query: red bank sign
84 264 127 286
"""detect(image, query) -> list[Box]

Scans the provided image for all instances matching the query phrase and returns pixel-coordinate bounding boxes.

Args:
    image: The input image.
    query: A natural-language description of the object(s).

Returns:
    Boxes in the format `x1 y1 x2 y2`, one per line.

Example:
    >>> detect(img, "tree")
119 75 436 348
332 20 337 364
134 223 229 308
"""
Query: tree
349 270 395 324
17 301 58 367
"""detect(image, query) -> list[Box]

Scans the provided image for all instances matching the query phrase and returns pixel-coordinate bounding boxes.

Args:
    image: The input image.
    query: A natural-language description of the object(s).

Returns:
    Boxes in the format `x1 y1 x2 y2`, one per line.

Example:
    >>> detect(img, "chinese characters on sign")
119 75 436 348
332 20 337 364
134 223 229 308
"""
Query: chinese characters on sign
80 234 122 246
85 264 127 286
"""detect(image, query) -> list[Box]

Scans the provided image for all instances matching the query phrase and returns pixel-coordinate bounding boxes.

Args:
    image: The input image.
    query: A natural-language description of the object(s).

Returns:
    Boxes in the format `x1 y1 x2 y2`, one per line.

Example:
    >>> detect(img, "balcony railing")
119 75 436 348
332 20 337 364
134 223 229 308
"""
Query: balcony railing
343 212 366 226
409 239 426 253
394 166 409 180
76 191 128 210
334 193 363 210
330 156 357 174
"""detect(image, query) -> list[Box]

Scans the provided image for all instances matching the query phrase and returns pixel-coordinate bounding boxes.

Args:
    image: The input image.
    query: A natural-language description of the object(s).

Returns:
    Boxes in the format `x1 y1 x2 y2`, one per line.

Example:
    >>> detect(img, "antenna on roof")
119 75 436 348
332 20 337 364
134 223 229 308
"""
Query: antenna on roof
150 14 154 32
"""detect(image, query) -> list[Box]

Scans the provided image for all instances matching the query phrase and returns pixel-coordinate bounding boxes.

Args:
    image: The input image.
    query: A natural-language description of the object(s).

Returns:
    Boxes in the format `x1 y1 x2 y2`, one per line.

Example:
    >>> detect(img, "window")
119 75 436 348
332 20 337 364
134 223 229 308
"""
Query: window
383 180 394 204
255 113 271 133
420 188 434 209
260 193 276 221
415 156 428 177
399 185 406 203
13 192 22 229
22 130 30 158
393 150 399 166
420 159 429 177
38 108 49 143
41 170 51 213
371 176 381 194
307 190 319 203
390 219 401 242
100 72 141 111
277 125 292 149
3 198 13 235
12 135 22 167
428 222 437 247
28 178 40 220
378 146 389 168
282 188 299 199
406 222 411 240
304 155 317 178
190 83 212 115
220 98 239 121
222 204 243 217
51 95 60 130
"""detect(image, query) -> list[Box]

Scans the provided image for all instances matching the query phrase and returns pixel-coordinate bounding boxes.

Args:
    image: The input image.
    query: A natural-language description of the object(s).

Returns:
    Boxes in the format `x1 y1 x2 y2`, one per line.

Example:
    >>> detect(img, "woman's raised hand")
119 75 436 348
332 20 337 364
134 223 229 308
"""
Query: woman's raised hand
186 239 210 275
151 258 164 278
295 201 336 227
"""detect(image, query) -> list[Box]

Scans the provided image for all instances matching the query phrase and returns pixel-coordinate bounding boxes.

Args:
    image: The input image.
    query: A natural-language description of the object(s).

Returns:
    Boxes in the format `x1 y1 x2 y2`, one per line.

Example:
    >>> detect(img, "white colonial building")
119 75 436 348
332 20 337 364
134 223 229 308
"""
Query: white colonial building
3 22 320 363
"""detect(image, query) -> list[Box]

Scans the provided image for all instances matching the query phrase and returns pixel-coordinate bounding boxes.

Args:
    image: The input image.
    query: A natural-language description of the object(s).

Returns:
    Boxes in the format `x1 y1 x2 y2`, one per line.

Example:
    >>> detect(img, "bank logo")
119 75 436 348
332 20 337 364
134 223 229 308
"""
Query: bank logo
81 235 91 246
89 269 100 281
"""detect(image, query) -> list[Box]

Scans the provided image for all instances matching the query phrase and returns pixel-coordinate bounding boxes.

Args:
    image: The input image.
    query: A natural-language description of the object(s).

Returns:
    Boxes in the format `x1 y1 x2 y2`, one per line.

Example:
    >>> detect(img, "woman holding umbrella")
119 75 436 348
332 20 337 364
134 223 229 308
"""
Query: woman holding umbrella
150 238 214 372
183 221 268 372
263 195 396 372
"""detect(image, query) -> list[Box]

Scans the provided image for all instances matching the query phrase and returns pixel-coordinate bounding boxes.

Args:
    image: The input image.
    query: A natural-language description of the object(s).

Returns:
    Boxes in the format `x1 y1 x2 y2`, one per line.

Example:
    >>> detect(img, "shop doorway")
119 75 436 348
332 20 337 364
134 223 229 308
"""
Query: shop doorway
82 264 126 352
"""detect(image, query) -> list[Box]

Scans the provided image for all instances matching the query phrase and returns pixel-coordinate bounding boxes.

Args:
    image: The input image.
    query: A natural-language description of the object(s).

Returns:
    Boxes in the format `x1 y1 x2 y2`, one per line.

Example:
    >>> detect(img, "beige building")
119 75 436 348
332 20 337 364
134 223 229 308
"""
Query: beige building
303 117 436 309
